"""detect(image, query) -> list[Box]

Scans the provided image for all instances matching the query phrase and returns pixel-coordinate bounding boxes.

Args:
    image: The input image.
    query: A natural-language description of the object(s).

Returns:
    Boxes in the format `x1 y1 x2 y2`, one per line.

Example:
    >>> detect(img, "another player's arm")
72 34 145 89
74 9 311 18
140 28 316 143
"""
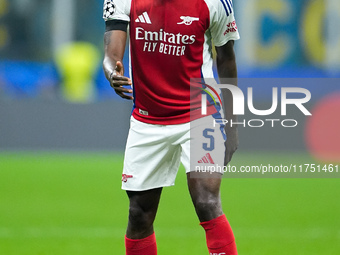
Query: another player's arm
215 40 238 164
103 28 133 100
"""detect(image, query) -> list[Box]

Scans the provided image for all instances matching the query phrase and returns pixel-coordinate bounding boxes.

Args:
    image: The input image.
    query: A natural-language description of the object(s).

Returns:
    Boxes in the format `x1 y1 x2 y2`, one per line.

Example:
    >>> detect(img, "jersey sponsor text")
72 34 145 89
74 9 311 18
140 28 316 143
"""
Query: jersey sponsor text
136 27 196 56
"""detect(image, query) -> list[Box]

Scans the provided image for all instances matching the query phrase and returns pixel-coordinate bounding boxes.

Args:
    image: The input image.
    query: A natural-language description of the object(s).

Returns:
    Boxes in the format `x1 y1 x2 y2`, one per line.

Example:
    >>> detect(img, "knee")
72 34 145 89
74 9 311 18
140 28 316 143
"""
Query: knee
128 204 156 230
193 196 222 221
194 197 221 212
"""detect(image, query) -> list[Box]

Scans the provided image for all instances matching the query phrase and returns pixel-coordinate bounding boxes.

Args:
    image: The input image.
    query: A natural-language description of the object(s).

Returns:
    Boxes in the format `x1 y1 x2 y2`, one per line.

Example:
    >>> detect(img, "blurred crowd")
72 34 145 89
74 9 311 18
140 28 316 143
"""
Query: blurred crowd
0 0 339 102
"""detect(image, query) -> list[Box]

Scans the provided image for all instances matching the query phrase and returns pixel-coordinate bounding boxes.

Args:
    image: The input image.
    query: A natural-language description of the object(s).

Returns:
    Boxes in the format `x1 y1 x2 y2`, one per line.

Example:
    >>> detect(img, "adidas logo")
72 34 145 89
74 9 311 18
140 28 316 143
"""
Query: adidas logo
198 153 215 164
135 12 152 24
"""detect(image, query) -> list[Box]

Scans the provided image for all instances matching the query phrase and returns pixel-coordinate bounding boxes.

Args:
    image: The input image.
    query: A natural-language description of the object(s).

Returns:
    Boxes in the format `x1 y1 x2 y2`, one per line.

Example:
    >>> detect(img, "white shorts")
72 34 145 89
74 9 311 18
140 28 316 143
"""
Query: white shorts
121 115 226 191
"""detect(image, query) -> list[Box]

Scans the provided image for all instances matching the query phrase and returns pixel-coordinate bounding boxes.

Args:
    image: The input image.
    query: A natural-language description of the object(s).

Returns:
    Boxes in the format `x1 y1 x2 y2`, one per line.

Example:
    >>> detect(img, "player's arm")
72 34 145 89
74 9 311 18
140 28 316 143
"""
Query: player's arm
103 14 133 100
215 40 238 165
103 28 132 100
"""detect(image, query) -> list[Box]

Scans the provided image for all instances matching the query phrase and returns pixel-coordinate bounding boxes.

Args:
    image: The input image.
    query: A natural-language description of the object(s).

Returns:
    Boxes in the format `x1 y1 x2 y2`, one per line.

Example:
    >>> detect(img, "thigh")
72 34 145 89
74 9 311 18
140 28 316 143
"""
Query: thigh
127 188 163 215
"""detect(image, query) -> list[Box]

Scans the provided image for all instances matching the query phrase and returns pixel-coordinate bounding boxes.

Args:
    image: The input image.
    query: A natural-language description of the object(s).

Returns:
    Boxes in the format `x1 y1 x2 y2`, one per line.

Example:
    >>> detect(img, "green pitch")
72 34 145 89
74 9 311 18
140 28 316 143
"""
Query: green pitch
0 152 339 255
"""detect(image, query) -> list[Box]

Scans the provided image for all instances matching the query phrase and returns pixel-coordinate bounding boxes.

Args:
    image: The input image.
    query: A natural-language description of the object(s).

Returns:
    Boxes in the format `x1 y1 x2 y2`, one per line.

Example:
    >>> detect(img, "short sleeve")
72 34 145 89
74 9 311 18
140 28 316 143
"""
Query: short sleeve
103 0 131 22
209 0 240 47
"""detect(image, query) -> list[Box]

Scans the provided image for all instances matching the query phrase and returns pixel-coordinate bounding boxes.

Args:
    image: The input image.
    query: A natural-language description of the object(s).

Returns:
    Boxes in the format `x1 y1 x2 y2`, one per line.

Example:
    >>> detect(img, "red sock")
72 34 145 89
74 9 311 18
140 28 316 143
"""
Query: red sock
200 214 238 255
125 232 157 255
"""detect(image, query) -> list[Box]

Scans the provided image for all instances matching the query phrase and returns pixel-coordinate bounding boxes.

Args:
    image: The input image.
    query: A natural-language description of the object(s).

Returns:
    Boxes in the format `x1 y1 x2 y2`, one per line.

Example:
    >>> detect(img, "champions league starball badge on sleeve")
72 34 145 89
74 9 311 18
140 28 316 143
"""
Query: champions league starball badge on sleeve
103 0 116 19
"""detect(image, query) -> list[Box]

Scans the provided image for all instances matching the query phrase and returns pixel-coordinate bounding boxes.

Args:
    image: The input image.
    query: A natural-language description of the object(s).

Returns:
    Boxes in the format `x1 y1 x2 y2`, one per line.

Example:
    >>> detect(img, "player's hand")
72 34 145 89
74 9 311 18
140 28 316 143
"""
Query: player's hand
109 61 133 100
224 128 238 165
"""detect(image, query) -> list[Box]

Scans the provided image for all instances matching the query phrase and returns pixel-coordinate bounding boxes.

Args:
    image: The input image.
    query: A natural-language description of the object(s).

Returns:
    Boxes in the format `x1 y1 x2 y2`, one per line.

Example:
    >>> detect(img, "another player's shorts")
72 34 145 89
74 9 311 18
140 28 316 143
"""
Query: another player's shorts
121 115 226 191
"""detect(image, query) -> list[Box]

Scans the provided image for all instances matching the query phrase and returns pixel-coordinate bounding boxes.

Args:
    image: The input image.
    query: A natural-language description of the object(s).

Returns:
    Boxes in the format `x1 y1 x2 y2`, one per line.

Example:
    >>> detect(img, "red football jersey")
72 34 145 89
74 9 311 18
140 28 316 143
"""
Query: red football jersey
104 0 240 124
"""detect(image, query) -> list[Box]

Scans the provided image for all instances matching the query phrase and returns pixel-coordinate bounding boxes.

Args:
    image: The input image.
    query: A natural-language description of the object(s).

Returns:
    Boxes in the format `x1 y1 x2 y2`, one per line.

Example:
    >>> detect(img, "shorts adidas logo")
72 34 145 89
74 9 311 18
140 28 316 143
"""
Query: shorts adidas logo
198 153 215 164
135 12 152 24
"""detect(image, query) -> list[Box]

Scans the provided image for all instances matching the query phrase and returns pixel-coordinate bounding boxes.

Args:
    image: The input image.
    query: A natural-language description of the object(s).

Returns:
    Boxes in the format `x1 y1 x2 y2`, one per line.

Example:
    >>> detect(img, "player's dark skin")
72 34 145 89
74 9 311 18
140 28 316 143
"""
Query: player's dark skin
104 30 238 239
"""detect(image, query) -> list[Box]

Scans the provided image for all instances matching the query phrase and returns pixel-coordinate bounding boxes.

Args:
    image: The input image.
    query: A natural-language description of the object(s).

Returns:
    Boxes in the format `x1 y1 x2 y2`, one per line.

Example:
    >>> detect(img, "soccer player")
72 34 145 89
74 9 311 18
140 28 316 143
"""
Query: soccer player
102 0 240 254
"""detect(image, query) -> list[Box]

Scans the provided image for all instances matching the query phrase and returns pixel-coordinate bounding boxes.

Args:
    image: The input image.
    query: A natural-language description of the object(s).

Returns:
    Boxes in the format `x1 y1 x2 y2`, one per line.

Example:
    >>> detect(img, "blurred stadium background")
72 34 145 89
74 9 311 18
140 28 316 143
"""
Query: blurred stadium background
0 0 339 254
